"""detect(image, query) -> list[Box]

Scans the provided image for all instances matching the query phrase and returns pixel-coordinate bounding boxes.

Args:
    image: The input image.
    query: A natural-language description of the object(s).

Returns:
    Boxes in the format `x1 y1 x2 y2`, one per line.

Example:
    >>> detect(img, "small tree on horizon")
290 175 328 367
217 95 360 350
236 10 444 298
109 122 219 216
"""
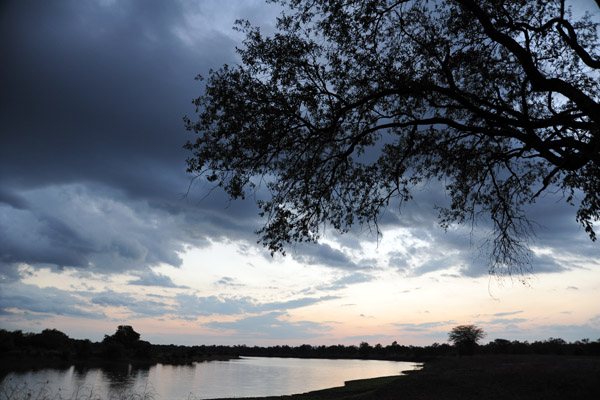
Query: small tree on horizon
449 324 486 356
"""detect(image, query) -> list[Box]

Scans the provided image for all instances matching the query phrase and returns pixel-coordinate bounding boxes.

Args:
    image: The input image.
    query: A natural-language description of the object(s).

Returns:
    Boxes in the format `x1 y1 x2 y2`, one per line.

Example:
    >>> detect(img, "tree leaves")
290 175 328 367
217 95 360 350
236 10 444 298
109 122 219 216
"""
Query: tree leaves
185 0 599 276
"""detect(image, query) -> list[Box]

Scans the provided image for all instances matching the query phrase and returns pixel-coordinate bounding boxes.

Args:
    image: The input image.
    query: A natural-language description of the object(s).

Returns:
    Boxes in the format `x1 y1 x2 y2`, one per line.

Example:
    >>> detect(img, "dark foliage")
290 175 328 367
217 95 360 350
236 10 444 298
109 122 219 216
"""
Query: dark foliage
102 325 141 348
448 324 486 355
185 0 600 276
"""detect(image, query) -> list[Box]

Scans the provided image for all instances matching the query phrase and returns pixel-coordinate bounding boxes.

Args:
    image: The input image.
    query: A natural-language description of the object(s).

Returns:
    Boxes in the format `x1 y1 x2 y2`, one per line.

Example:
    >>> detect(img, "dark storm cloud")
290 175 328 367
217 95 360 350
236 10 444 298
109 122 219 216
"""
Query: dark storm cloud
0 184 212 276
0 0 597 283
0 188 28 210
0 0 270 277
1 0 205 189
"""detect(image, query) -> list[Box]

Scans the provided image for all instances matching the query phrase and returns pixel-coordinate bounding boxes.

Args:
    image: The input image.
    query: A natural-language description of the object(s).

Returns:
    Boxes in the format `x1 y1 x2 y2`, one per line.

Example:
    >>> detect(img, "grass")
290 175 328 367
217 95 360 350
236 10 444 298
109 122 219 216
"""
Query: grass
0 381 157 400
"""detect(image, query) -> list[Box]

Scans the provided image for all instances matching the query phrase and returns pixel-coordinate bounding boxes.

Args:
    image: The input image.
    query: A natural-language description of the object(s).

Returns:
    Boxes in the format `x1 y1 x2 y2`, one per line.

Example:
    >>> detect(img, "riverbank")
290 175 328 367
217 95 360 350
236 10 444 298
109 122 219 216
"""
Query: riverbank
211 354 600 399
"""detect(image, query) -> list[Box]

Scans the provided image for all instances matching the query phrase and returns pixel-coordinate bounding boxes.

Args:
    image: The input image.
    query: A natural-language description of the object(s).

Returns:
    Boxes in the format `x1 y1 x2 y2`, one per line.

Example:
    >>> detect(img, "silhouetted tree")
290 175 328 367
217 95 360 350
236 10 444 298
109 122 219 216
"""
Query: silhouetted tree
359 341 372 358
37 329 70 350
449 325 486 356
185 0 600 276
103 325 141 348
489 338 512 354
0 329 15 352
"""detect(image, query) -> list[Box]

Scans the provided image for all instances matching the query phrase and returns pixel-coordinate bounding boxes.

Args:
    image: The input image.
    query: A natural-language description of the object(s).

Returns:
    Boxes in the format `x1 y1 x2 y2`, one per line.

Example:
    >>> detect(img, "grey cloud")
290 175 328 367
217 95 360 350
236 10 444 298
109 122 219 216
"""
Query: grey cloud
261 296 339 311
90 289 172 317
0 262 26 285
1 0 598 287
0 184 266 277
493 311 523 317
400 219 573 278
176 294 257 317
394 320 456 332
388 251 410 270
488 318 528 324
205 312 330 339
175 294 338 317
292 243 362 270
0 0 267 278
378 180 600 278
530 253 568 274
0 185 204 274
0 188 27 210
316 273 374 291
0 283 105 319
503 324 520 332
128 300 173 318
412 255 458 276
91 291 135 308
215 276 245 287
129 270 189 289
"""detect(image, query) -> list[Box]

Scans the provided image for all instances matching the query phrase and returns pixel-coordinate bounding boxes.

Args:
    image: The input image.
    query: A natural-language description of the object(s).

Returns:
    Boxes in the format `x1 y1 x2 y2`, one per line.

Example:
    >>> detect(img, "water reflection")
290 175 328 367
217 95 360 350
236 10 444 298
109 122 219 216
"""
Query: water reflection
1 357 420 400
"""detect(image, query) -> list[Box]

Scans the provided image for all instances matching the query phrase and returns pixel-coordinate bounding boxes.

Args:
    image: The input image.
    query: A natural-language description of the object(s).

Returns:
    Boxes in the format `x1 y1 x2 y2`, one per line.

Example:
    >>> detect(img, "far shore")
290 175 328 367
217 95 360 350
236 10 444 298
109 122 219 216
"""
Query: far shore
0 353 239 377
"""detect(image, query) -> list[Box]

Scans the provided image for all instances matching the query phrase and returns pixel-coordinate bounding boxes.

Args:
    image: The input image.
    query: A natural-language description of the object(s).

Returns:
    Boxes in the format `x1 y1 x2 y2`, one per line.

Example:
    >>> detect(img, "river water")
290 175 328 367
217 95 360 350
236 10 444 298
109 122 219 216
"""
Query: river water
1 357 420 399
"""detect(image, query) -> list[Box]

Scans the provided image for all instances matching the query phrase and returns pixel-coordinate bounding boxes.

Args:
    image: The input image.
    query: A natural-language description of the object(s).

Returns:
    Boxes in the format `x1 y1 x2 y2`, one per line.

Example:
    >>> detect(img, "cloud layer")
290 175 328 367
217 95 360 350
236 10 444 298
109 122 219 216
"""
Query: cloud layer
0 0 598 345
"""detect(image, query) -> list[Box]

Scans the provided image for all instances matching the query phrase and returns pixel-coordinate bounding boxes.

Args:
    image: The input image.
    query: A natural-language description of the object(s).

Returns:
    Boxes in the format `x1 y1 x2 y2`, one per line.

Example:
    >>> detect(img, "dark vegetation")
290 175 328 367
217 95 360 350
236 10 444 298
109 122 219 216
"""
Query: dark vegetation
225 336 600 360
1 326 599 376
0 326 237 376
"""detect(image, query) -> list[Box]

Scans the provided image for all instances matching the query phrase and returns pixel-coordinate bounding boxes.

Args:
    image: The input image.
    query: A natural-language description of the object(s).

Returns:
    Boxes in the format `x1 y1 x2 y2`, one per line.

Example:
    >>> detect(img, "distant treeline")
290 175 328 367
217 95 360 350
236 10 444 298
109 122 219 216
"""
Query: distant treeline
231 337 600 360
1 326 599 372
0 326 237 372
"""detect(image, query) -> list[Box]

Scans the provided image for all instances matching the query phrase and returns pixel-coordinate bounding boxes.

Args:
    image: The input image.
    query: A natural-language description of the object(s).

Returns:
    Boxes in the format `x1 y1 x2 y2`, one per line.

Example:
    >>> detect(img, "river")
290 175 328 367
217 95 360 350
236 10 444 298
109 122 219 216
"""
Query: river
0 357 420 399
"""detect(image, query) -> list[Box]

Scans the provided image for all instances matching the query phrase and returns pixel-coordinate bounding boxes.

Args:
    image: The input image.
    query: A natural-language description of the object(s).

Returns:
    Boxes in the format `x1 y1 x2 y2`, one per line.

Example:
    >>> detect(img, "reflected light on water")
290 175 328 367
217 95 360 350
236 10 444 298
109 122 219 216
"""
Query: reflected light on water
1 357 421 400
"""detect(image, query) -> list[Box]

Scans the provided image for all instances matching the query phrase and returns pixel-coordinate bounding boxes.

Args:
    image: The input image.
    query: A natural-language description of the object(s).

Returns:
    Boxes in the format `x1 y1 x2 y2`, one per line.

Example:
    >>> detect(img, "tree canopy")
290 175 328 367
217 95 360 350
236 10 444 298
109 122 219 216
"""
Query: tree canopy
184 0 600 276
448 324 486 355
103 325 141 348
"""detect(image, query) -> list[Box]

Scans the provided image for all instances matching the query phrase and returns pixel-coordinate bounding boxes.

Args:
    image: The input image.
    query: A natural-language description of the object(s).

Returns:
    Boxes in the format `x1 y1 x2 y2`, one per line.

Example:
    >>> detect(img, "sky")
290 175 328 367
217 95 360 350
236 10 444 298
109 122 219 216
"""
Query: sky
1 0 599 347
